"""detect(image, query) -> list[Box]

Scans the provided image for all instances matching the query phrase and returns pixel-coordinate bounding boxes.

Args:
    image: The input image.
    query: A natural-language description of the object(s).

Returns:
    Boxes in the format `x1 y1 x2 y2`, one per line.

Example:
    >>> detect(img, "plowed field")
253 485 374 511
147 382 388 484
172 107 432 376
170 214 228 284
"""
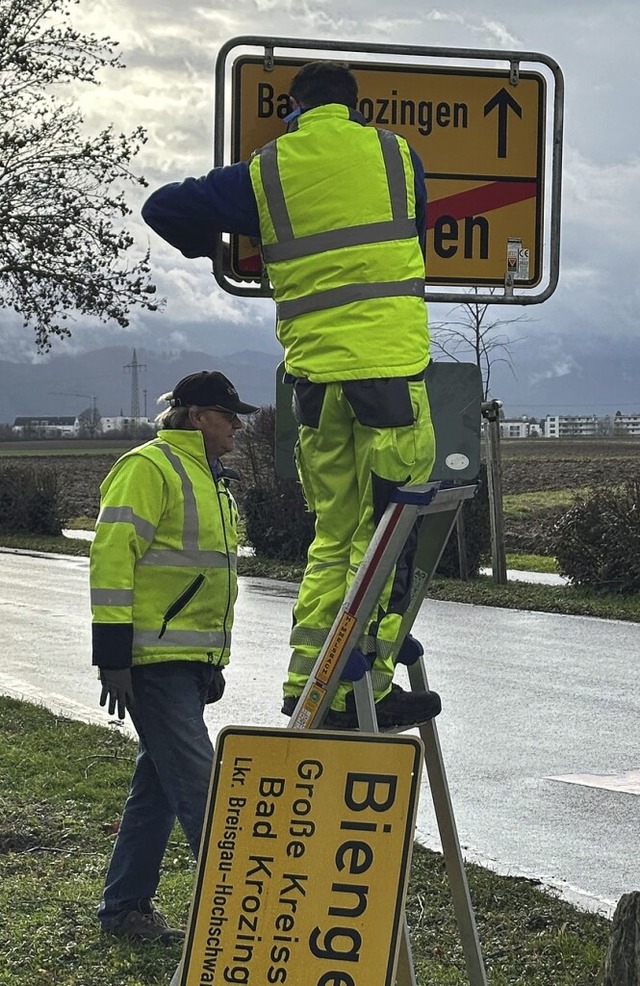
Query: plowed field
1 439 639 544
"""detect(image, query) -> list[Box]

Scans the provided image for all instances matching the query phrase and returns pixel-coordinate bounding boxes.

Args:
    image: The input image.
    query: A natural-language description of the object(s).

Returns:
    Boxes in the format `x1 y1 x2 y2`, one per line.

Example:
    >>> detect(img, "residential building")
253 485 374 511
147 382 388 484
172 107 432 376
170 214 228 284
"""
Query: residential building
544 414 598 438
12 415 80 438
11 415 157 438
499 418 543 439
611 411 640 436
100 416 156 433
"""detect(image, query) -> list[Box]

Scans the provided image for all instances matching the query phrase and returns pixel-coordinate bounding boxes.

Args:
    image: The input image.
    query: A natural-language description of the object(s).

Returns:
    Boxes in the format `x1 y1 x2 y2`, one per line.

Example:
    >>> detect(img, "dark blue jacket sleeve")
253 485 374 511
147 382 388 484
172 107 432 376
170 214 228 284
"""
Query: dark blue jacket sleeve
141 162 260 260
142 148 427 261
409 146 427 258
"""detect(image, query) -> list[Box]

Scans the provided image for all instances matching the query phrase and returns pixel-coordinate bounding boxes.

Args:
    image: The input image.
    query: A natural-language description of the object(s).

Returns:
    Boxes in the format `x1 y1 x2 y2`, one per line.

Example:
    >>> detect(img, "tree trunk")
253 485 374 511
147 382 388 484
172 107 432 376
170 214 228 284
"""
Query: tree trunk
603 892 640 985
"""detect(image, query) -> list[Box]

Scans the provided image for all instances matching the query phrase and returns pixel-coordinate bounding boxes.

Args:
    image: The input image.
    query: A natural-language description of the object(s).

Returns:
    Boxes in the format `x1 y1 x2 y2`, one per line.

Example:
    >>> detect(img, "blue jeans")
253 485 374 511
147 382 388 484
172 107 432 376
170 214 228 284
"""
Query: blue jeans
98 661 220 928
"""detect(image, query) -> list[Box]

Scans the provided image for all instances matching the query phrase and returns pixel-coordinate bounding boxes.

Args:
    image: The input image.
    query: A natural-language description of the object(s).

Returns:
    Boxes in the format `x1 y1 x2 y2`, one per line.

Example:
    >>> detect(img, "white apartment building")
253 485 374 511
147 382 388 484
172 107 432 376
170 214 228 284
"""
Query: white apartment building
100 416 156 433
611 411 640 436
544 414 598 438
12 415 156 437
499 418 543 439
12 415 80 437
544 413 640 437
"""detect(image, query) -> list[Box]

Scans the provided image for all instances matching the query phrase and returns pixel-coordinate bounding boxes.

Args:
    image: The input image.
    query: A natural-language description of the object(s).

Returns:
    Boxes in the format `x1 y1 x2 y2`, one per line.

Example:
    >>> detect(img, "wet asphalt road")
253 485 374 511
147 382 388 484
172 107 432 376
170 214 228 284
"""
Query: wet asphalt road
1 548 638 916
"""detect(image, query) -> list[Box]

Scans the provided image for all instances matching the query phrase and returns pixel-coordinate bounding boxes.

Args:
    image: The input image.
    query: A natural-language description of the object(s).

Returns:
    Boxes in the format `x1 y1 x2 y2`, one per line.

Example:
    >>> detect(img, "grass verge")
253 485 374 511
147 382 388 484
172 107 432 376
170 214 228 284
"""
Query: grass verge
505 553 559 574
425 576 640 621
503 490 580 519
0 533 91 557
0 696 611 986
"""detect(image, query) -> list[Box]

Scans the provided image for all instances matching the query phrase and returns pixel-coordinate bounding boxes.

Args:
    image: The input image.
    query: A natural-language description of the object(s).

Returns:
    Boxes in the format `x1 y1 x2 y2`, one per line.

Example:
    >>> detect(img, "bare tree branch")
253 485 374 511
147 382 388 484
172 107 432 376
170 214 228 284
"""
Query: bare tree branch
0 0 165 352
430 287 530 399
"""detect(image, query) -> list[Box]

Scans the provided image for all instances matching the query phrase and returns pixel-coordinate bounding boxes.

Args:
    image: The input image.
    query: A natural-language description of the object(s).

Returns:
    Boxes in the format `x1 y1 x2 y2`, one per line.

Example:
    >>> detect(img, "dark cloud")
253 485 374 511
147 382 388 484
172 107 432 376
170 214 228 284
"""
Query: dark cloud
3 0 638 420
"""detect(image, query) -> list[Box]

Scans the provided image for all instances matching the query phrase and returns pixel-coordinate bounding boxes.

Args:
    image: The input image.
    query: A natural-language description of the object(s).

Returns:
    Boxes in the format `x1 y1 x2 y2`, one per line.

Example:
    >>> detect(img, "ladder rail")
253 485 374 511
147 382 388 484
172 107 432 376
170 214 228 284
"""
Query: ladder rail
411 660 488 986
286 482 477 731
392 493 489 986
287 480 488 986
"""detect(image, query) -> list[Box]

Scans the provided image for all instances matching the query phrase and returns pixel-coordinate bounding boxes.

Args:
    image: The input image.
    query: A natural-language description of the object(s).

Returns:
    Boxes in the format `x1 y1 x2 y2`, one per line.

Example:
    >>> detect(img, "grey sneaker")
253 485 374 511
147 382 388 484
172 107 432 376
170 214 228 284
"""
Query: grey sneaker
108 899 184 943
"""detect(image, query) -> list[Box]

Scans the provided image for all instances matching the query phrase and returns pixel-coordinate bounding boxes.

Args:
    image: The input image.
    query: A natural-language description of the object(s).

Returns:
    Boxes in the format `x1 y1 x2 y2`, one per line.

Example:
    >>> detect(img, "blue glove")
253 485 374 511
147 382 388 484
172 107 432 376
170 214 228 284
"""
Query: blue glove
340 648 373 682
396 634 424 666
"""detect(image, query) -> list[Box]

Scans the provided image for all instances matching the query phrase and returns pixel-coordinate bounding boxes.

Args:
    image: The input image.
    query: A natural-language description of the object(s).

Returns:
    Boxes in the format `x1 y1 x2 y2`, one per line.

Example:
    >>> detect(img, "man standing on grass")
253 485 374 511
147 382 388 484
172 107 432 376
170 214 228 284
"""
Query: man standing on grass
90 369 258 942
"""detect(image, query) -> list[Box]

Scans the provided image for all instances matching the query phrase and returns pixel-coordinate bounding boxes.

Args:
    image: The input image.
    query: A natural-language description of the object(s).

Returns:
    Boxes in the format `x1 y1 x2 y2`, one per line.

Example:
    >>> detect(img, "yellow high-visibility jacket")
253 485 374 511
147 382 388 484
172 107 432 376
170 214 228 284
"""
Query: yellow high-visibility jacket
249 103 429 382
90 429 238 670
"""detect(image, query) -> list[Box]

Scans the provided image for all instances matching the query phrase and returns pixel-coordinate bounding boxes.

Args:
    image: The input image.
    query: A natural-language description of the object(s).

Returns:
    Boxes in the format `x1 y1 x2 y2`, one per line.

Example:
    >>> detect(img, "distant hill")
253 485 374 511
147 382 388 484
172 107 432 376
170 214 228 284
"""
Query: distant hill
487 331 640 418
1 328 638 425
0 346 282 423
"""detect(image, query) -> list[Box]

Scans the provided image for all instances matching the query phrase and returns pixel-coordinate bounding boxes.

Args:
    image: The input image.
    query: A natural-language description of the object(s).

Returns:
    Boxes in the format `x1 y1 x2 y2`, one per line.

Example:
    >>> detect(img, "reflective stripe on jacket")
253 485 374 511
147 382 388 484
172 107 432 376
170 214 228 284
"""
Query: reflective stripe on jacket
249 103 429 382
90 429 238 669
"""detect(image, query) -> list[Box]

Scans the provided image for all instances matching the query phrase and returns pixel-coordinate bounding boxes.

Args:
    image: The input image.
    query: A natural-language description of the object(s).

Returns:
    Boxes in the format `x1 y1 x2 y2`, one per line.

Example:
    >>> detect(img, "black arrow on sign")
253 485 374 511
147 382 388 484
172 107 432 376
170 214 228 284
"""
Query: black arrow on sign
484 88 523 158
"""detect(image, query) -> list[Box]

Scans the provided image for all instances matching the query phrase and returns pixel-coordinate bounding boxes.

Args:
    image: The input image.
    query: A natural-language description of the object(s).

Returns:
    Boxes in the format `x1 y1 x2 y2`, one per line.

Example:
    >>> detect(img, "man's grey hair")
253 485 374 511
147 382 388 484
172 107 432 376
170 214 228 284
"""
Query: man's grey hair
155 392 194 430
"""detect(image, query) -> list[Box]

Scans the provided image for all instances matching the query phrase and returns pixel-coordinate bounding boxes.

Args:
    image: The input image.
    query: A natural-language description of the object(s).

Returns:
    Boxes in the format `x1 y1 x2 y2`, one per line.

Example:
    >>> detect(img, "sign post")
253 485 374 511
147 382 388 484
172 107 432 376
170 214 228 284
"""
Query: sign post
212 36 564 305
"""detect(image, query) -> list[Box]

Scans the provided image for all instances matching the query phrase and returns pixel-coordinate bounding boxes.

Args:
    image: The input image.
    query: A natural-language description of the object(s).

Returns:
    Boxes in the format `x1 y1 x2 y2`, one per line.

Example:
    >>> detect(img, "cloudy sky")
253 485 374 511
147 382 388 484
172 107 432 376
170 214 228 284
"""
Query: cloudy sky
3 0 639 412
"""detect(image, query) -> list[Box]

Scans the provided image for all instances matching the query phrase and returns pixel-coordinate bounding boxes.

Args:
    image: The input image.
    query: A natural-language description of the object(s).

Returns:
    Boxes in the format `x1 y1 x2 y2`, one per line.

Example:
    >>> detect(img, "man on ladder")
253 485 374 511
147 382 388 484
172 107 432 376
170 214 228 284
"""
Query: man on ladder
148 60 489 986
143 59 442 731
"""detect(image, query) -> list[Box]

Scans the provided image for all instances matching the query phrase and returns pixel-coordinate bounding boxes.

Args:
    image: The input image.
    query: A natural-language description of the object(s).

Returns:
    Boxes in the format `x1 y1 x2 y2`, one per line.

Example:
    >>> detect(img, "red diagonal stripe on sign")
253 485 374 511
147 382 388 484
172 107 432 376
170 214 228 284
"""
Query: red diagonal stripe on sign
237 180 538 273
427 181 538 227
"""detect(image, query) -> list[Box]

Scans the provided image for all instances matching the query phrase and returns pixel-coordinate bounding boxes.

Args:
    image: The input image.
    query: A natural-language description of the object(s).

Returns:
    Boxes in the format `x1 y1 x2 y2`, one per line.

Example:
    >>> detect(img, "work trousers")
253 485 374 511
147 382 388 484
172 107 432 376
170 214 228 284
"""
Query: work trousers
284 375 435 711
98 661 221 927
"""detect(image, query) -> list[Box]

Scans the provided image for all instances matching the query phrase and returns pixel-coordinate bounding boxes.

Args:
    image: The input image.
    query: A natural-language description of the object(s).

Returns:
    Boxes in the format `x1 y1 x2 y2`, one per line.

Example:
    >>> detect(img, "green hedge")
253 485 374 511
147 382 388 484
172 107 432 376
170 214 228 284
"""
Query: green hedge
243 481 315 562
554 477 640 593
0 463 62 535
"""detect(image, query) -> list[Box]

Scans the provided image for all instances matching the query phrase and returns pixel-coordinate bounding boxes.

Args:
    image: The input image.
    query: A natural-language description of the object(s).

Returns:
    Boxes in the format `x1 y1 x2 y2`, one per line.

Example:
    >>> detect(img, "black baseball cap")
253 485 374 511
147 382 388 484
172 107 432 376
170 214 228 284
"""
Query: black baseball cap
169 371 259 414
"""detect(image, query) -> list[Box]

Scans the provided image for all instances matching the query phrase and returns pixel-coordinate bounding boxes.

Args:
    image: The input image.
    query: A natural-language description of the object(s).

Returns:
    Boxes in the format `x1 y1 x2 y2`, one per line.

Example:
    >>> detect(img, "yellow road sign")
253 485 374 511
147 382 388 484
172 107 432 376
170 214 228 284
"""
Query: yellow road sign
230 56 545 287
177 726 423 986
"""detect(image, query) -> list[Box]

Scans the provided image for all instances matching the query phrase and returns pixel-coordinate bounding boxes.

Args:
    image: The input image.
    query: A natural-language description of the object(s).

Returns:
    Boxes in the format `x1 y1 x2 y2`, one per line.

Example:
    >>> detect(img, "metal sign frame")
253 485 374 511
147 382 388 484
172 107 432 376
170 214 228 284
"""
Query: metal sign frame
213 35 564 307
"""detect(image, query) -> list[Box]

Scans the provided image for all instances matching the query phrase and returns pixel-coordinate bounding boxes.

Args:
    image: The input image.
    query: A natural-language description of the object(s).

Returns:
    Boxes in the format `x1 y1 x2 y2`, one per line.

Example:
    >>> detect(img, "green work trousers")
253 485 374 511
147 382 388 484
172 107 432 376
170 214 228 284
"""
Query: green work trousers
285 375 435 711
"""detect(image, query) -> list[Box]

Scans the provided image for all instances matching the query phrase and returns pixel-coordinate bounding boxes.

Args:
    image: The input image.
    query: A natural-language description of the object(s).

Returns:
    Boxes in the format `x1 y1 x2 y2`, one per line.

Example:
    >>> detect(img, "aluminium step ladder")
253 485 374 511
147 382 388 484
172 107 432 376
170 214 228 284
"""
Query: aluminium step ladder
286 478 488 986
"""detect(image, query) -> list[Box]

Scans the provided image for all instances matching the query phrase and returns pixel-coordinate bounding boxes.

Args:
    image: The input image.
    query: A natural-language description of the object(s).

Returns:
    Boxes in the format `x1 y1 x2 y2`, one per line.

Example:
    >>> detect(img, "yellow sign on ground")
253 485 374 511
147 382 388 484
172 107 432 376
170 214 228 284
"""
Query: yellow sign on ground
230 56 546 286
177 726 423 986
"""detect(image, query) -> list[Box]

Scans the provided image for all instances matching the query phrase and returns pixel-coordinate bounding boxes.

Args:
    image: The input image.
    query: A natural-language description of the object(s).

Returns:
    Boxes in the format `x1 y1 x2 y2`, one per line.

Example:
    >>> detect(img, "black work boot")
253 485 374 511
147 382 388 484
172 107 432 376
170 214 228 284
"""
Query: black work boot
347 683 441 728
282 683 441 730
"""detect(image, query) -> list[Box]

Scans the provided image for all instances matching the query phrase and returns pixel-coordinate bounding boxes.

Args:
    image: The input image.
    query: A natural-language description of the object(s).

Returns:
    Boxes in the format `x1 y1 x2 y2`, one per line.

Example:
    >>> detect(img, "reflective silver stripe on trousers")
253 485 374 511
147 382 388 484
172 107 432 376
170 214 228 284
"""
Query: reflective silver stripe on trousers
289 626 375 653
277 278 425 321
97 505 156 543
133 629 230 649
375 637 398 660
288 653 392 692
139 549 236 568
90 588 134 606
290 625 330 649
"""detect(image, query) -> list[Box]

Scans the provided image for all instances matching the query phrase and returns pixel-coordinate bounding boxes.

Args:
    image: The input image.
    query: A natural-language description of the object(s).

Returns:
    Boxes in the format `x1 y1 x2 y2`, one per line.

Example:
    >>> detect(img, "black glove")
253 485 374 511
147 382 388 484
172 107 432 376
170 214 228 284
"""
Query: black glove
99 668 134 719
205 667 226 705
